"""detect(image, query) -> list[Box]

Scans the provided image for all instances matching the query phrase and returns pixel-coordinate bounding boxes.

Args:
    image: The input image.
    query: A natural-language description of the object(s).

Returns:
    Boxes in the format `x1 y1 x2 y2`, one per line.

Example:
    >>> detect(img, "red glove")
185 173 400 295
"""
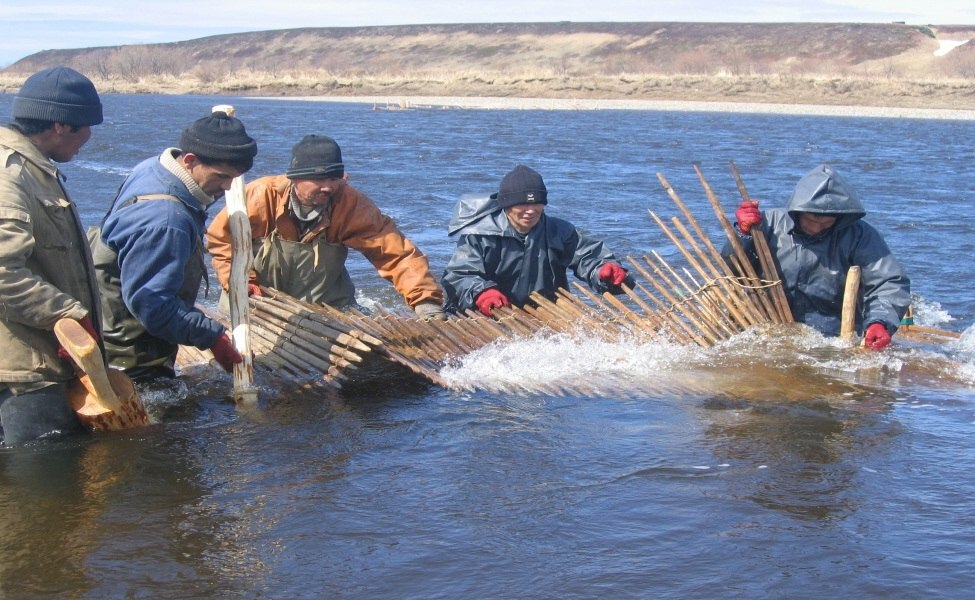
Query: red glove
598 263 628 286
247 282 263 297
474 288 510 316
210 333 243 372
735 200 762 235
864 323 891 351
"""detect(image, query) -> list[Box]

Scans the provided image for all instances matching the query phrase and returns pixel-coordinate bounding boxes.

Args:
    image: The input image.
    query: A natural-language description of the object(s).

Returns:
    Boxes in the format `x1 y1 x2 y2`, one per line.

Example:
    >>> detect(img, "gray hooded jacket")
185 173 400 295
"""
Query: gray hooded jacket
729 164 910 336
441 193 630 312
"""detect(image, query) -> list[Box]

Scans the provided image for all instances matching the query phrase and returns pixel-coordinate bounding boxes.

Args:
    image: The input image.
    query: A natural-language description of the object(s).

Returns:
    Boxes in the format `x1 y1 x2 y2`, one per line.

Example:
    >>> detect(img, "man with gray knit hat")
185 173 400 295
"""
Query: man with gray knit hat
0 66 104 445
207 134 445 319
90 110 258 382
442 165 633 316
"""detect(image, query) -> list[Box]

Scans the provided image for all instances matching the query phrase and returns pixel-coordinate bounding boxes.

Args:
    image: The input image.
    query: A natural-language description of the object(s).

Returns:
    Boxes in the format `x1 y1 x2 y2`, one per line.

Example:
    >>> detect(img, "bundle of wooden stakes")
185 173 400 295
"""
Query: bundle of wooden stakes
178 164 794 393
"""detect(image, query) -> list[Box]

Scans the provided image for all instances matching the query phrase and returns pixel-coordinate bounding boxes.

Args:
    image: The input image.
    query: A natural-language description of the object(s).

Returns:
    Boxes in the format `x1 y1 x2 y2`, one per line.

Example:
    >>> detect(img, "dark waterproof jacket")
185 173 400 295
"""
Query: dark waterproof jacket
727 165 910 336
90 151 222 371
441 193 630 312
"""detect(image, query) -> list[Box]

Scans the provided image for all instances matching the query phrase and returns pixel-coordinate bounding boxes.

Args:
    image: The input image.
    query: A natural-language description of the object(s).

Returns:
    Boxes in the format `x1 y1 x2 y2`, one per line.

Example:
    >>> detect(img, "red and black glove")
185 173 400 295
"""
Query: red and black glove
864 322 891 351
474 288 510 317
598 263 628 287
210 333 243 373
247 282 263 297
735 200 762 235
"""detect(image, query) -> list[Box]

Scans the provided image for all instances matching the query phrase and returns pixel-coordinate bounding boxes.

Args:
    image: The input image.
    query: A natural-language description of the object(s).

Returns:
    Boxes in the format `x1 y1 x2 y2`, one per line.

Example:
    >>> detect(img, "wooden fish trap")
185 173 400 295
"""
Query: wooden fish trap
178 164 794 395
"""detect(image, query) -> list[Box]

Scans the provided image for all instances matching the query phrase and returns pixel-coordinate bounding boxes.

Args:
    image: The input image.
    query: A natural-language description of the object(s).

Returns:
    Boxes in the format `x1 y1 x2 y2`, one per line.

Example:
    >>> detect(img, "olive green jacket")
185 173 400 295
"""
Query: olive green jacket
0 126 100 384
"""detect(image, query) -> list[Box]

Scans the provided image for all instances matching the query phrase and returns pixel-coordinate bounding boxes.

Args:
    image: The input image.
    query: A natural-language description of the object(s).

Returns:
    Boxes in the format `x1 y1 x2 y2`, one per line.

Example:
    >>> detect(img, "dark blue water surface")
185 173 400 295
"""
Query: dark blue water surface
1 94 974 599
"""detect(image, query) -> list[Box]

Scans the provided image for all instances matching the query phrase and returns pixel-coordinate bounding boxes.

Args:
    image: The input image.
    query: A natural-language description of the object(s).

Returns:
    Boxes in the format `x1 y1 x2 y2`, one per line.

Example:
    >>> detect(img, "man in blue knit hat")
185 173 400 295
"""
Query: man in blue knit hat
0 66 104 445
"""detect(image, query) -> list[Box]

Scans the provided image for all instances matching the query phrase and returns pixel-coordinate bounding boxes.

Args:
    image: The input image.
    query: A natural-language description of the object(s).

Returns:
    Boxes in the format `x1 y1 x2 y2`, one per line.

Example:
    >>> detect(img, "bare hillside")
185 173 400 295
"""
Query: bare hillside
2 22 974 108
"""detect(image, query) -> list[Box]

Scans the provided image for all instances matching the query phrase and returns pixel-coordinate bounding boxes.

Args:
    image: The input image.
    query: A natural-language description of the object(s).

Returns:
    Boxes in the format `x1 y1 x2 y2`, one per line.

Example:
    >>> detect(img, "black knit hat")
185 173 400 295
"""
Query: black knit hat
12 66 103 126
498 165 548 208
179 112 257 164
286 135 345 180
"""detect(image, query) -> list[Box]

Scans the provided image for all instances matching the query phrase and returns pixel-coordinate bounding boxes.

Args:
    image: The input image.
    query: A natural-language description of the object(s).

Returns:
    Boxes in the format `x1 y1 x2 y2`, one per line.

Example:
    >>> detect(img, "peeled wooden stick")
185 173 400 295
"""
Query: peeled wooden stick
691 164 782 323
840 266 861 344
656 173 764 327
647 251 727 343
728 161 794 322
620 258 702 345
632 253 717 345
669 215 757 329
225 149 257 405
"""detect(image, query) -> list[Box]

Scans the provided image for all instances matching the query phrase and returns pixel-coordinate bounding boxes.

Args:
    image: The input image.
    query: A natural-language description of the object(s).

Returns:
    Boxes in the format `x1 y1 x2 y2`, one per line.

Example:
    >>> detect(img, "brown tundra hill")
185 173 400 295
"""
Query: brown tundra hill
2 22 974 108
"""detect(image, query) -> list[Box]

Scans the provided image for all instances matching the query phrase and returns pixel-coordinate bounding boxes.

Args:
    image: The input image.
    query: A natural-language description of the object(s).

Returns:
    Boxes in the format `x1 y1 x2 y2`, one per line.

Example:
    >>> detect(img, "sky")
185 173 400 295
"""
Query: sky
1 1 974 67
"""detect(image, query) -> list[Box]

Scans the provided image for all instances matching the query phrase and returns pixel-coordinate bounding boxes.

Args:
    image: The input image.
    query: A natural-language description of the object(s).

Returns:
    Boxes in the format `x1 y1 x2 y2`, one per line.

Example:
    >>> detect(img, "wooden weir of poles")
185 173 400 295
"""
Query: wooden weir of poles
178 164 796 395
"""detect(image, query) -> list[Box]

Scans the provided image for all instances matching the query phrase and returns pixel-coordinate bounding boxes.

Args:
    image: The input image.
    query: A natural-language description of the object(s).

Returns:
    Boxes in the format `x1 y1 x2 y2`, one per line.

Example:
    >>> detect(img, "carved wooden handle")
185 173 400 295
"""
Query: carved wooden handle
53 318 121 412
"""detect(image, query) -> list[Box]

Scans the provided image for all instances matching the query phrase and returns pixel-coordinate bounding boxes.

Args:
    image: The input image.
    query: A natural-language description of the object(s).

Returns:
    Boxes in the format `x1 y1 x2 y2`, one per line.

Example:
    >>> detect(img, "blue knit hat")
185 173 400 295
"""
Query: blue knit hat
12 66 103 127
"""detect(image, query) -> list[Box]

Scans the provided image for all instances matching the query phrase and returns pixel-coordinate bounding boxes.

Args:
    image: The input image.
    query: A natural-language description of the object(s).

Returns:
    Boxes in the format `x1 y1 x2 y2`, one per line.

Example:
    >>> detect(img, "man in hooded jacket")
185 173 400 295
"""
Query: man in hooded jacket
727 163 910 350
442 165 634 316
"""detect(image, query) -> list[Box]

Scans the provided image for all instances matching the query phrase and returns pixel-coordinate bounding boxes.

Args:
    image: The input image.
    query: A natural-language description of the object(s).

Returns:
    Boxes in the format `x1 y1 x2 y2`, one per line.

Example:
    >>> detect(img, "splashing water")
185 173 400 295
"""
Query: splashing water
911 294 955 328
440 329 703 393
438 319 975 401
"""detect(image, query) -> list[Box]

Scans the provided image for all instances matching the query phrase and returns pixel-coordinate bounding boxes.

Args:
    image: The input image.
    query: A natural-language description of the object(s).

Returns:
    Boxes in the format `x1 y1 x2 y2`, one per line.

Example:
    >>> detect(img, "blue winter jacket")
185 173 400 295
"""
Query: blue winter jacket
94 152 223 368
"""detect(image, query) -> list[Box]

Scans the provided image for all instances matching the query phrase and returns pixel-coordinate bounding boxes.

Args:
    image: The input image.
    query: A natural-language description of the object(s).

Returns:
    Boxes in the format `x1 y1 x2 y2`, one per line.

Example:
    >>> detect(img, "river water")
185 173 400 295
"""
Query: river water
1 93 974 599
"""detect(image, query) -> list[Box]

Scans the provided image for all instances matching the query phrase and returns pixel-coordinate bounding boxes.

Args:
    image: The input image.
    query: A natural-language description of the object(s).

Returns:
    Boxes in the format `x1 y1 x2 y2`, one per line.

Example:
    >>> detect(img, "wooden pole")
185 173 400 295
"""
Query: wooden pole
656 173 765 327
224 144 258 405
728 161 794 322
54 318 150 430
840 265 861 344
690 165 783 324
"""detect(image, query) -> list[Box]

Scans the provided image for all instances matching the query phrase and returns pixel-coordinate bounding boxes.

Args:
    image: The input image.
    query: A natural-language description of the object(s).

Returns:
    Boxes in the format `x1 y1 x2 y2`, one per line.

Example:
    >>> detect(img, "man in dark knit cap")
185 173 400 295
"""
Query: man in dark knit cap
207 134 445 318
0 66 104 445
90 109 258 382
442 165 633 316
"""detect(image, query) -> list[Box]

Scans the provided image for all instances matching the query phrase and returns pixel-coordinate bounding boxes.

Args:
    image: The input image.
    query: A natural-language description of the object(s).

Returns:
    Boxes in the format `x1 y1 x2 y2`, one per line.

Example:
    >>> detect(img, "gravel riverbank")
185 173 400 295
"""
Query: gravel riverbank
262 95 975 120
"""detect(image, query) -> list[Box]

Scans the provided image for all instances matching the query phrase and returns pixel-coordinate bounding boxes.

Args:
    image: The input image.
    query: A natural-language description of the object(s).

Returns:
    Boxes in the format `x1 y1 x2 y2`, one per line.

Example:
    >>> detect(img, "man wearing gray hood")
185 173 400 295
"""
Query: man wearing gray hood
728 164 910 350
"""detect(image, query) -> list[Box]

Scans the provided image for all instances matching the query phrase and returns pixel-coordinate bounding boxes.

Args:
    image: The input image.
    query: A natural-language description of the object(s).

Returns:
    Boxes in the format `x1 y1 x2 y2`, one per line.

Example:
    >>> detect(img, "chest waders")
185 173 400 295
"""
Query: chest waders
220 230 356 311
89 195 207 376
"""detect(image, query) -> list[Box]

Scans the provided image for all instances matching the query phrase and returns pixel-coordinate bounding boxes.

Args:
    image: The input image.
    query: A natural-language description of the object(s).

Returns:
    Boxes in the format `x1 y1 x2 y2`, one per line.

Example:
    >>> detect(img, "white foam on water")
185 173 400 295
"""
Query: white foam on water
910 295 955 329
440 328 703 391
947 327 975 385
439 322 930 395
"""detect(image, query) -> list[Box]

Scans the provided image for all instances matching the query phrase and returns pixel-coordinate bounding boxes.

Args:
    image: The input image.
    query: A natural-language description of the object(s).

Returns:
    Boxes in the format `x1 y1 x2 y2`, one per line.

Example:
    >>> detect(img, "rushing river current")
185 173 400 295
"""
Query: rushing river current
1 93 973 599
